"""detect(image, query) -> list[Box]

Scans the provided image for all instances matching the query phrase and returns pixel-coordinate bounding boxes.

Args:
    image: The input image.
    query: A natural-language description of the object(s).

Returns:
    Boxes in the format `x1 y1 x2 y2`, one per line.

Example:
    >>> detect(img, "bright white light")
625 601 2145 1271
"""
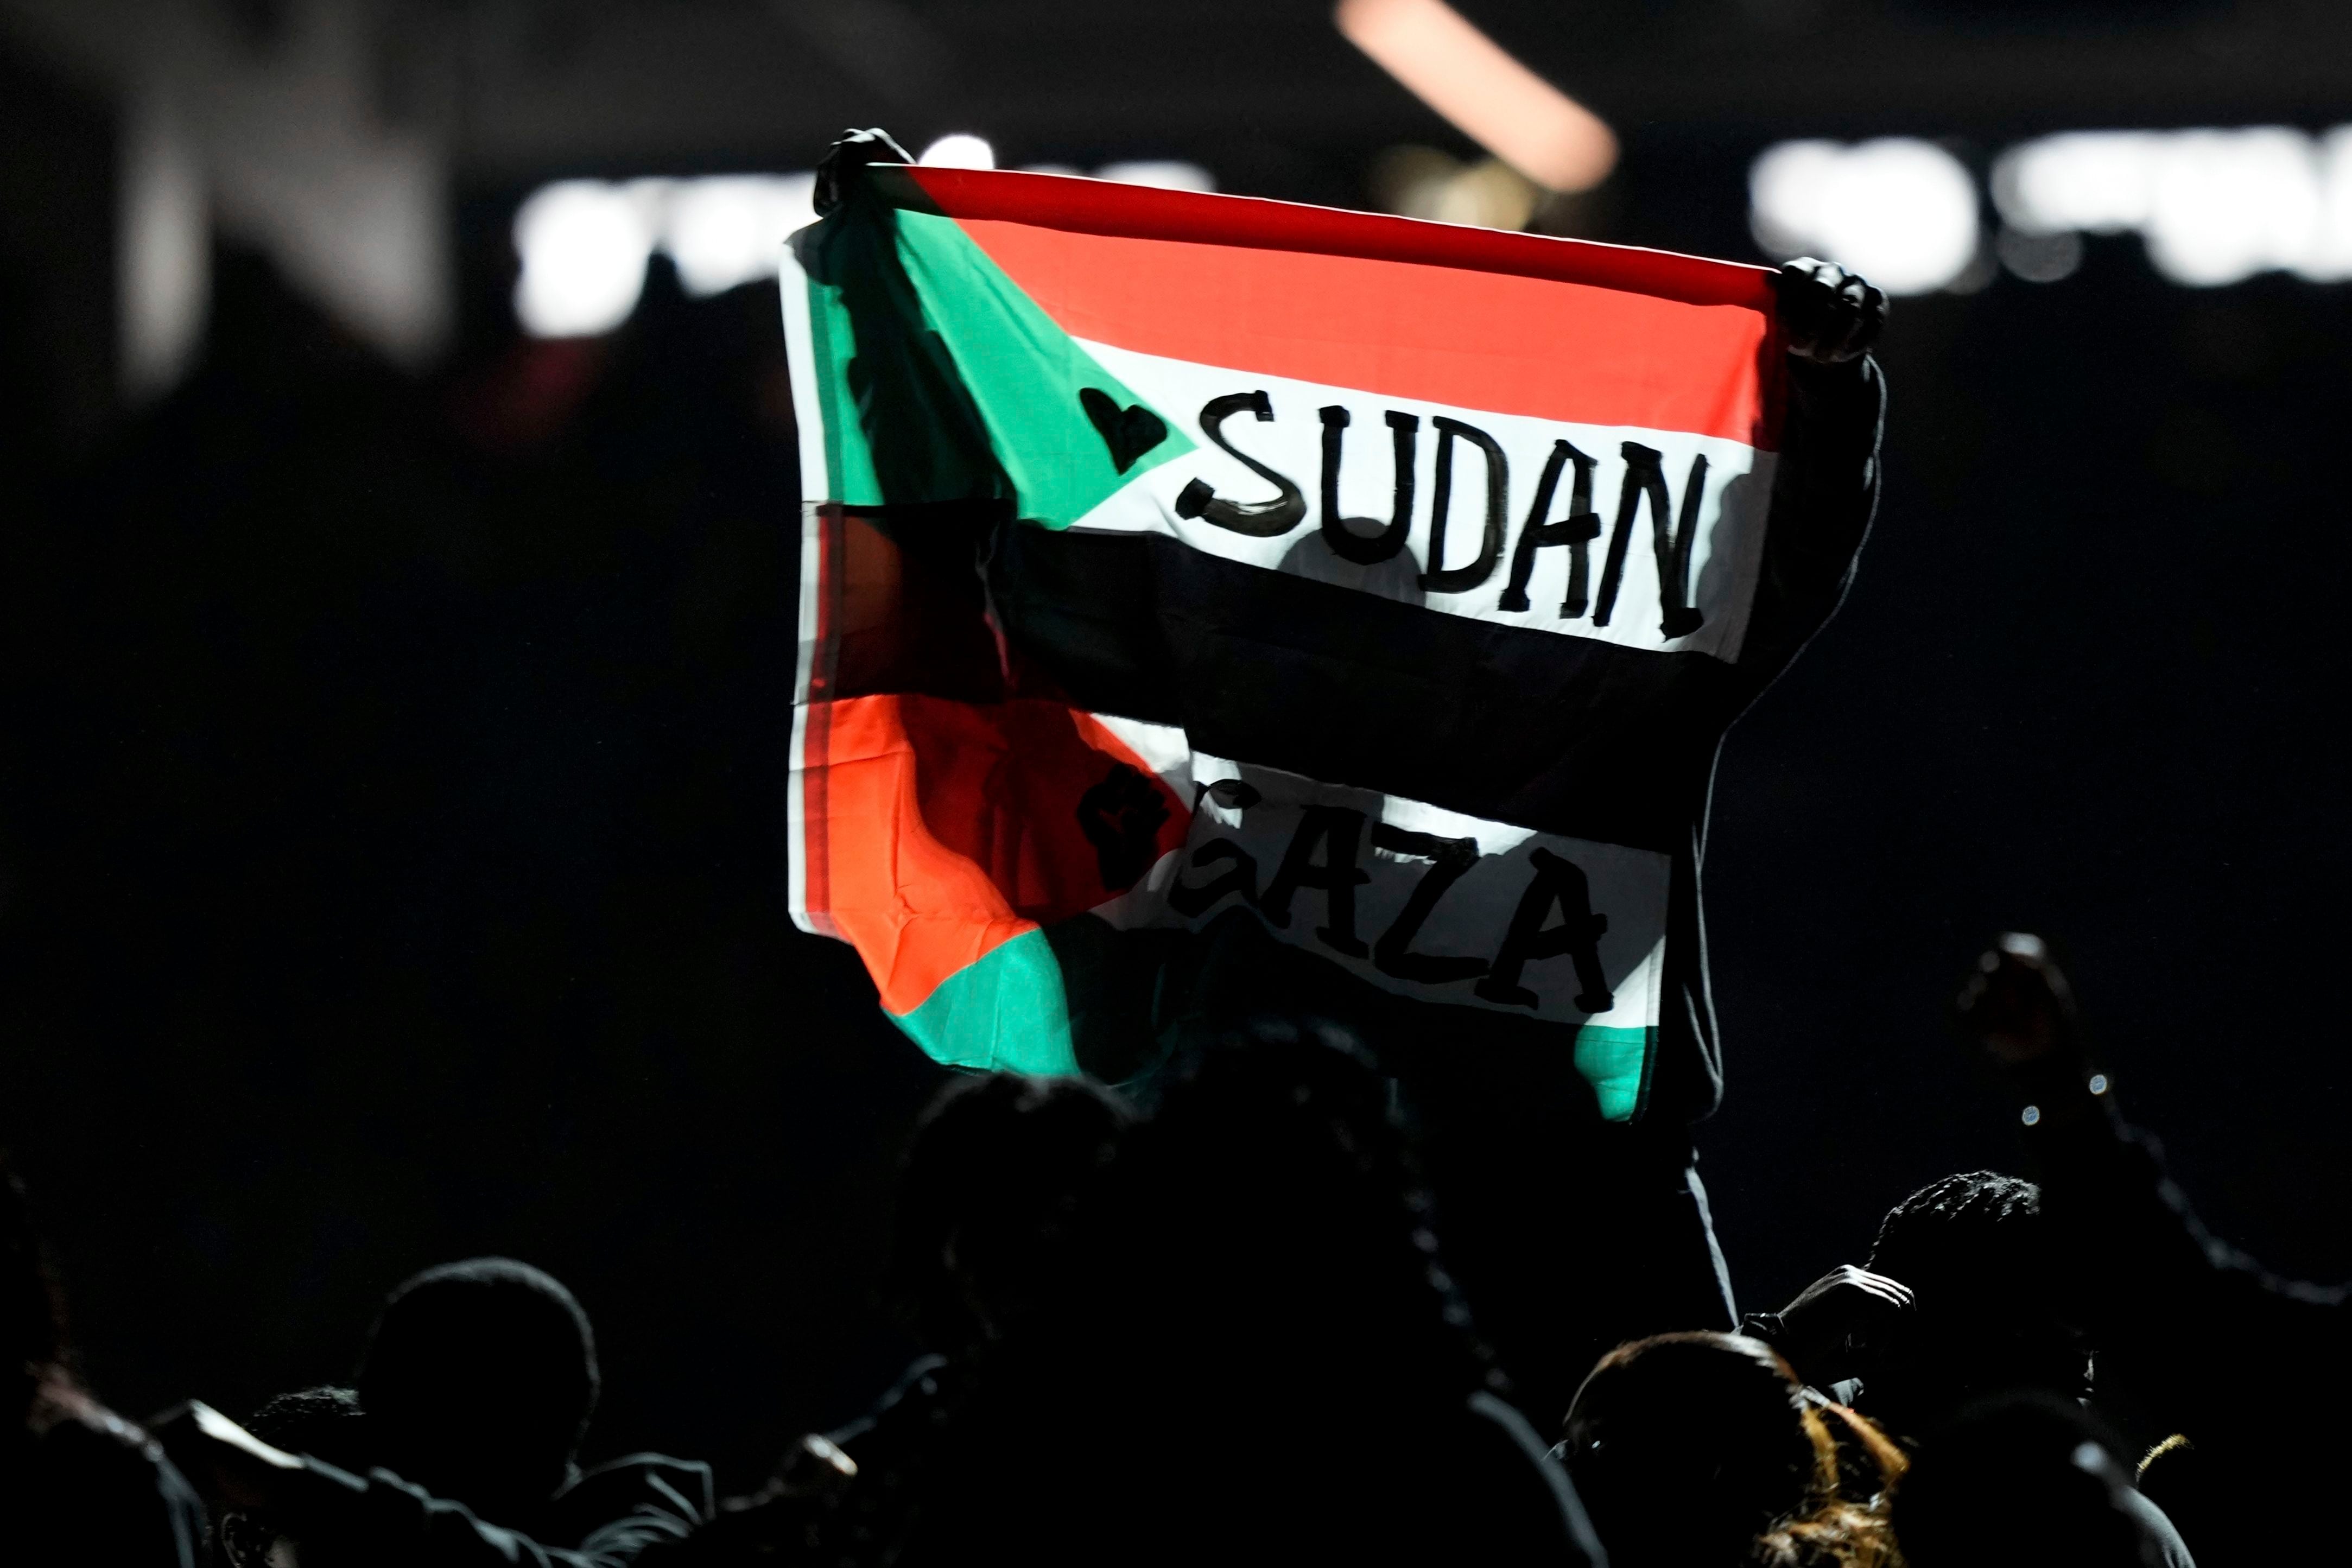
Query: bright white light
1993 132 2159 235
919 134 996 170
2309 126 2352 282
2147 129 2319 287
663 174 819 296
1749 138 1980 296
1994 125 2352 287
514 181 655 337
1095 160 1216 192
1748 142 1840 257
120 98 209 400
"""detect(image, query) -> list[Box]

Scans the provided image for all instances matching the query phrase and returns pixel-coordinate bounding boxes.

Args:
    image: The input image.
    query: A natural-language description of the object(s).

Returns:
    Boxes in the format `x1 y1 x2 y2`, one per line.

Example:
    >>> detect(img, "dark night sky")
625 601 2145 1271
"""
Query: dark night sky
4 121 2349 1487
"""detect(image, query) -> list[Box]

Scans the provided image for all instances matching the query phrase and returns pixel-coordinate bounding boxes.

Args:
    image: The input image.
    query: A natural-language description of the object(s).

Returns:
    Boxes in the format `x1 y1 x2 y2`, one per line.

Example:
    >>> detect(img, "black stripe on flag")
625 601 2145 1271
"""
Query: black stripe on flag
989 525 1745 853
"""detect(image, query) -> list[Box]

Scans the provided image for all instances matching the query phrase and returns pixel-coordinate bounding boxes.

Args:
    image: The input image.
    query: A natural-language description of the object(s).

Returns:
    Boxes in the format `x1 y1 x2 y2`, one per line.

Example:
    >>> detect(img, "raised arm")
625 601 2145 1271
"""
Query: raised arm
1954 936 2351 1397
1734 259 1889 691
154 1402 703 1568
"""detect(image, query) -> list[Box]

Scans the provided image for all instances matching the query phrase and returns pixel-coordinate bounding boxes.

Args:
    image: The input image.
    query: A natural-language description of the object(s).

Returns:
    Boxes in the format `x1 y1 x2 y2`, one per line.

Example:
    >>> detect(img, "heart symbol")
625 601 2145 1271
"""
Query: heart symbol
1079 387 1169 474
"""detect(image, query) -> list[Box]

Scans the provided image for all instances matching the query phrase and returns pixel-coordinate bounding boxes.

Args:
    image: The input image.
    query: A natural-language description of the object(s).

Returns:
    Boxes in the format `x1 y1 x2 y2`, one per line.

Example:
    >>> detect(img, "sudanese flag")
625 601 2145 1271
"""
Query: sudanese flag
783 132 1823 1121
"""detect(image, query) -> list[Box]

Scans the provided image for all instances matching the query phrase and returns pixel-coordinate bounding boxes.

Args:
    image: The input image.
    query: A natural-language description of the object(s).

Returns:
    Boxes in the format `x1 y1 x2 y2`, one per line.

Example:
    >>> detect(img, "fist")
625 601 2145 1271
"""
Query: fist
147 1402 303 1512
1773 259 1887 365
1955 932 2080 1066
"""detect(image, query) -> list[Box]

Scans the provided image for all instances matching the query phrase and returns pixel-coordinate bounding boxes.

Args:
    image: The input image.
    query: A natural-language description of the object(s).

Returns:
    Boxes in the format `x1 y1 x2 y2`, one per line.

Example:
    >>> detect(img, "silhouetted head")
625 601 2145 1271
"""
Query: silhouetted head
356 1258 596 1518
889 1072 1132 1354
1892 1393 2159 1567
246 1384 370 1471
219 1386 373 1568
1130 1017 1486 1402
1861 1172 2084 1440
1561 1333 1838 1567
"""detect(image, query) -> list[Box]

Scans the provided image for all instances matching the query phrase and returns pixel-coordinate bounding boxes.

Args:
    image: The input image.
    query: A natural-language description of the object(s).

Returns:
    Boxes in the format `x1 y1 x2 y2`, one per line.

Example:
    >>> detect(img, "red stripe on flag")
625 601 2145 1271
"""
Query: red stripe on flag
889 166 1773 309
963 219 1779 447
889 166 1780 449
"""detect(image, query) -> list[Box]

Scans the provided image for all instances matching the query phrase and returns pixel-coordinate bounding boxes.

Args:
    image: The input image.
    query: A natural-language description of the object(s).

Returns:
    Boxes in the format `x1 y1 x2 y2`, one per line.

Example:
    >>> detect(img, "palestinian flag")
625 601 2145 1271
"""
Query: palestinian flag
782 140 1792 1121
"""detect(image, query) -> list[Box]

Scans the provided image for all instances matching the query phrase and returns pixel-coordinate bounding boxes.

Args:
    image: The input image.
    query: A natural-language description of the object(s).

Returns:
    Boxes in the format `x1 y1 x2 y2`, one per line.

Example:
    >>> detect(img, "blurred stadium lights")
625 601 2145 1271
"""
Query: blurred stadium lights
1093 161 1217 192
1334 0 1617 195
1753 126 2352 295
119 96 210 402
664 174 822 295
917 134 996 170
1749 139 1981 296
1994 227 2085 284
514 181 655 338
1370 147 1542 232
514 174 815 338
1995 127 2352 287
1020 161 1218 192
511 158 1215 339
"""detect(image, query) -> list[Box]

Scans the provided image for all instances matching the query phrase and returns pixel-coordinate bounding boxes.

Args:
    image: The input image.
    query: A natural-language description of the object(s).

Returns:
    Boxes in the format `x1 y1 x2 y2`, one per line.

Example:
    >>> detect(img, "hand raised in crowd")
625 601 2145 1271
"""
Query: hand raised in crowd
1751 1264 1914 1389
1773 258 1888 364
147 1401 317 1513
1954 932 2082 1067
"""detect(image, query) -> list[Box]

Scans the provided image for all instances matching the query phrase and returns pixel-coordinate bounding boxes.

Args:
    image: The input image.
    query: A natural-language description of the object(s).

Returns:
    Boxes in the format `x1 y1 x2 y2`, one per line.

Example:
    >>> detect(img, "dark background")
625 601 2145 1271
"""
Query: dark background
4 0 2349 1484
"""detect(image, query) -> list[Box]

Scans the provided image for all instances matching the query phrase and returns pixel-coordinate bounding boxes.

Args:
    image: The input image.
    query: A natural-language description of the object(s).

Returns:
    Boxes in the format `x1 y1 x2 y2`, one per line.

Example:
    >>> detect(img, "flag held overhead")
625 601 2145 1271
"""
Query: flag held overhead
783 134 1815 1120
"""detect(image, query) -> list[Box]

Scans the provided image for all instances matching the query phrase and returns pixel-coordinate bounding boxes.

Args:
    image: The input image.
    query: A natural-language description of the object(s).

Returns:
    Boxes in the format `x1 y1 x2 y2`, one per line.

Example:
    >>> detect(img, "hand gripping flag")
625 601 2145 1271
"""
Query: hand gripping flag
783 132 1878 1121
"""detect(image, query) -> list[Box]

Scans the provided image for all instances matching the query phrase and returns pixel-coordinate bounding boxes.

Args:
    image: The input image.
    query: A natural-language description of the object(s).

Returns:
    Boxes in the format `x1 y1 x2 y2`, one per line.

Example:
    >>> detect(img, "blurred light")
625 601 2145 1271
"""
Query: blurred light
515 182 654 337
2313 126 2352 284
1096 160 1216 192
918 134 996 170
1371 145 1462 218
511 151 1210 341
1372 147 1539 231
1943 245 1998 296
515 174 825 336
1020 160 1218 190
1335 0 1616 193
1996 226 2084 283
1749 139 1979 296
120 98 209 401
1992 131 2158 235
1435 161 1539 230
663 175 819 295
2147 130 2318 287
1995 126 2352 287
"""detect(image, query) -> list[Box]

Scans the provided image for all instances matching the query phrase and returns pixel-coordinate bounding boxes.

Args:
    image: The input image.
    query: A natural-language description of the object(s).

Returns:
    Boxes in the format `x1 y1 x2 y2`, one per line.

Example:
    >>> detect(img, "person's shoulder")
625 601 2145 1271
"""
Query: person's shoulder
2115 1483 2198 1568
1460 1389 1608 1567
31 1392 172 1487
23 1394 207 1567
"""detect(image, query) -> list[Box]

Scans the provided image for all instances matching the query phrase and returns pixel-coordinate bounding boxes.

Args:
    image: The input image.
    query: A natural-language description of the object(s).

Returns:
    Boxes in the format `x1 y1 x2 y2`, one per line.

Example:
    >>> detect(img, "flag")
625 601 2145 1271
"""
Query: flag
782 138 1793 1121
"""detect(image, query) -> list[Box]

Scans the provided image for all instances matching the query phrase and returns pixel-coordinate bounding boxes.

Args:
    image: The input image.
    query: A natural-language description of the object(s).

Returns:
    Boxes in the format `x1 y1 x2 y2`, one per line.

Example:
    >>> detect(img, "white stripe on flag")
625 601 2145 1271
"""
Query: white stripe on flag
1071 342 1777 665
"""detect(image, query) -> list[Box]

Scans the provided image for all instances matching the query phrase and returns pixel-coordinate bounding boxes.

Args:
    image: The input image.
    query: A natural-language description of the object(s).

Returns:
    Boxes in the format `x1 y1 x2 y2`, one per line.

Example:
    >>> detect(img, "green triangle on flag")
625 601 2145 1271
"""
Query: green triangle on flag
800 201 1194 526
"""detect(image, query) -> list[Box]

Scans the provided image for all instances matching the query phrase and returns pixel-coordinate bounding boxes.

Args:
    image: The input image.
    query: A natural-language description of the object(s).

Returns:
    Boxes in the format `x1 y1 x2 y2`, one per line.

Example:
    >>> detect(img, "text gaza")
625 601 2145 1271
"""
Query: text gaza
1168 778 1619 1014
1165 389 1711 639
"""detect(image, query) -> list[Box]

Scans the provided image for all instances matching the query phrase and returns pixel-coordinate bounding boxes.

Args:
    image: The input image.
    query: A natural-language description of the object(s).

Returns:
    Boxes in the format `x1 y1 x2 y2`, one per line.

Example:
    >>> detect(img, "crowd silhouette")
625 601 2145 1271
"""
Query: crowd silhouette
8 936 2343 1566
4 176 2344 1568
